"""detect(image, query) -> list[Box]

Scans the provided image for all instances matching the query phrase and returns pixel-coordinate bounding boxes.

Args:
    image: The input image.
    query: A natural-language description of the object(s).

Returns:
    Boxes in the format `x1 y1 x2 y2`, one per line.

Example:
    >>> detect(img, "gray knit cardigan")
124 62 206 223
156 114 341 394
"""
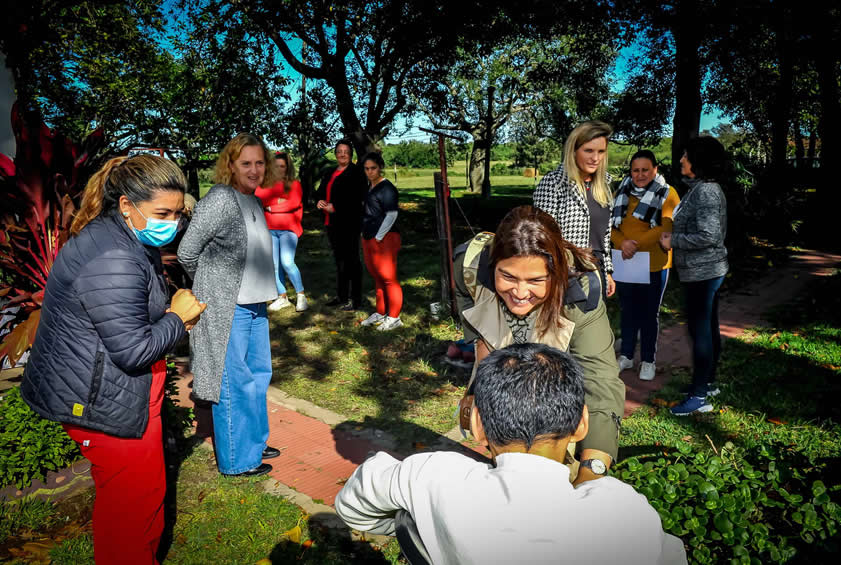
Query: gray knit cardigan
671 179 729 282
177 184 248 402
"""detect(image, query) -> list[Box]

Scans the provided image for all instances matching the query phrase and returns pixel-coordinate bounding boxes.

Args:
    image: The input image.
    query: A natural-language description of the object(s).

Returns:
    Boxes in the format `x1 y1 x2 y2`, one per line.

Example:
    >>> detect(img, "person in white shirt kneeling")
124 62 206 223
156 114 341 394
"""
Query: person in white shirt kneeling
335 343 687 565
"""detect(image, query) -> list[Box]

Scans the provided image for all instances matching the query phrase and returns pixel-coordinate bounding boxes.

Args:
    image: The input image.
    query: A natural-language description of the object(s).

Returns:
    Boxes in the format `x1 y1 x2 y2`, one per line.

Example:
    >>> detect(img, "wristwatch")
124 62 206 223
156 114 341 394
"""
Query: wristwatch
580 458 608 476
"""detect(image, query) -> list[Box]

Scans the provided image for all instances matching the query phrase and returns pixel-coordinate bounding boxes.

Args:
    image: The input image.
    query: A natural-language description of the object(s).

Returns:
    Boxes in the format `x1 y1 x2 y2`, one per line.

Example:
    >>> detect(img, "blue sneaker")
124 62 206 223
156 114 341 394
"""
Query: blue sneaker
671 396 713 416
681 383 720 397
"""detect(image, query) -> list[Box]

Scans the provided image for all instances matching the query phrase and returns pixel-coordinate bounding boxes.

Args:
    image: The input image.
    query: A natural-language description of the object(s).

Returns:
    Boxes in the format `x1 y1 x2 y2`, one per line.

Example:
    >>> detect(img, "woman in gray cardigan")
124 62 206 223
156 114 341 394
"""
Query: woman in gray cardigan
178 133 281 476
660 137 729 416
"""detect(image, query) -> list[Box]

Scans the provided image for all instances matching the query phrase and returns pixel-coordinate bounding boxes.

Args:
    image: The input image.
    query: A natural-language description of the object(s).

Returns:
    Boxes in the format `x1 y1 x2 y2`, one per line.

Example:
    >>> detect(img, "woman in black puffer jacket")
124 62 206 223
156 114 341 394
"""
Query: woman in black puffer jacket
21 155 206 565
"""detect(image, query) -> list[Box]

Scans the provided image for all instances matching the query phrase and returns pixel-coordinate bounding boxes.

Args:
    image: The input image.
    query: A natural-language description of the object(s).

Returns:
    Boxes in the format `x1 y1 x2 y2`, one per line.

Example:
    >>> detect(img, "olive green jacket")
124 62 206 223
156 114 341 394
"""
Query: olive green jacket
454 233 624 461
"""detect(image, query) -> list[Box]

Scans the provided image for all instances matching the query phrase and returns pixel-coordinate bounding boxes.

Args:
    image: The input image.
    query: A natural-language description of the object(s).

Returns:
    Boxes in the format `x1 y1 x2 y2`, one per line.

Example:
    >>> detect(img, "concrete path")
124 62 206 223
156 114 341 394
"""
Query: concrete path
3 249 838 513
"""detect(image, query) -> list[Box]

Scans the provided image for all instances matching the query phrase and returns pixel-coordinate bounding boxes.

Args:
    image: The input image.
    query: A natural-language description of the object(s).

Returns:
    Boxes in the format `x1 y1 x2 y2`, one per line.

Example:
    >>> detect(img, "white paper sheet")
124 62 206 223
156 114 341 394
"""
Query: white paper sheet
611 250 650 283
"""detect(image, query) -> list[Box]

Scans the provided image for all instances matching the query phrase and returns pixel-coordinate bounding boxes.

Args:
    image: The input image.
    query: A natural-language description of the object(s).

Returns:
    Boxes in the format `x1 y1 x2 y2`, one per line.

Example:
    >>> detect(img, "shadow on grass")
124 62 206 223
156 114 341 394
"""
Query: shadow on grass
269 512 395 564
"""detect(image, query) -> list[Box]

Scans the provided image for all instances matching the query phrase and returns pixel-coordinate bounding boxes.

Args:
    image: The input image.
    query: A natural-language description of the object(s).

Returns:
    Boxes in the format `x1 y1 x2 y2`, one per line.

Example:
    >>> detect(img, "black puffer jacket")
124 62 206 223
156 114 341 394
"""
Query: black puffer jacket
21 211 186 438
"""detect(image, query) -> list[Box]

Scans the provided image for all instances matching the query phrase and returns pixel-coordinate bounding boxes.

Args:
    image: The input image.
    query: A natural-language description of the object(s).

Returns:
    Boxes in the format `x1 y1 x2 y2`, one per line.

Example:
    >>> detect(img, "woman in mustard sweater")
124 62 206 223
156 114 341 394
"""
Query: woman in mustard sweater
610 150 680 381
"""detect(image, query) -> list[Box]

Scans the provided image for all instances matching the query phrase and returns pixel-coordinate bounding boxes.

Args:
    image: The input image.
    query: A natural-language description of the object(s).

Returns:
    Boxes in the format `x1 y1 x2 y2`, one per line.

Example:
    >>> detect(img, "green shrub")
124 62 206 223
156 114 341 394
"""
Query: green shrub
615 440 841 563
163 359 195 453
490 162 516 175
0 387 81 489
0 496 57 544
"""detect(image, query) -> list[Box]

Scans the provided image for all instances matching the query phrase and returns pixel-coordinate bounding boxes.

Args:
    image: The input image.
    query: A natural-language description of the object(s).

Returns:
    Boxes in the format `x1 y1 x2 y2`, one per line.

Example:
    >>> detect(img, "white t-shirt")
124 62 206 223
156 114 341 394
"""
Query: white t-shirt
335 451 687 565
233 191 277 305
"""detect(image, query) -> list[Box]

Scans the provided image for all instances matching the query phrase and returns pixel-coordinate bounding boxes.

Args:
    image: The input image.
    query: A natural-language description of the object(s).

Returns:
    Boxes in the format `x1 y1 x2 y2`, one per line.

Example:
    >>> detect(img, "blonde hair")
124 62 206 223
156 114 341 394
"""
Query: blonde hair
213 133 278 188
562 120 613 207
274 151 297 191
71 155 186 236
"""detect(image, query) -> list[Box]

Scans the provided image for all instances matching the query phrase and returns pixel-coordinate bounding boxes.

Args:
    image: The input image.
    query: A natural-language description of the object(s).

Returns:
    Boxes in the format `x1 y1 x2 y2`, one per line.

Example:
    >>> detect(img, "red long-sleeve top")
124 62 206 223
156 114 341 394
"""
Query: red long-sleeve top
255 180 304 237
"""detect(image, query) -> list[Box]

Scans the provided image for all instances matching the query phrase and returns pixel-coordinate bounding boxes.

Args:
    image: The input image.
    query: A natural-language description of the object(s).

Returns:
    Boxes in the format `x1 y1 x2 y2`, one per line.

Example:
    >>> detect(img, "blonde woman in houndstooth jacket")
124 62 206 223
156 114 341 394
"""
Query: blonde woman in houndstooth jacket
533 121 615 298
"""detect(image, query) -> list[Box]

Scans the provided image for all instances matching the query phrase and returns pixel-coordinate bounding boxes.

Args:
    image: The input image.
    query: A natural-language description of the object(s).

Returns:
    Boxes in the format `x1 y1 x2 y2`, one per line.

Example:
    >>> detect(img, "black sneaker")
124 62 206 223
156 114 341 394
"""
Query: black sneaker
339 301 359 311
326 297 346 307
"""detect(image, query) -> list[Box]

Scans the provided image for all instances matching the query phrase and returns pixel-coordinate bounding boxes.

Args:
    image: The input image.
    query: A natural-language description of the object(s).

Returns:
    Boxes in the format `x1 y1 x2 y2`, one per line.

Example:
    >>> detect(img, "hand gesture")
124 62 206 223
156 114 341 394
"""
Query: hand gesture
659 232 672 251
620 239 639 260
169 289 207 329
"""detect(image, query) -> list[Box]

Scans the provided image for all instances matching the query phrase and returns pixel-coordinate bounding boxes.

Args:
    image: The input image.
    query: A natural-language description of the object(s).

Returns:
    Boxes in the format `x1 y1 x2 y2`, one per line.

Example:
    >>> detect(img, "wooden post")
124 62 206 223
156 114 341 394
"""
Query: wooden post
422 127 460 320
433 171 457 319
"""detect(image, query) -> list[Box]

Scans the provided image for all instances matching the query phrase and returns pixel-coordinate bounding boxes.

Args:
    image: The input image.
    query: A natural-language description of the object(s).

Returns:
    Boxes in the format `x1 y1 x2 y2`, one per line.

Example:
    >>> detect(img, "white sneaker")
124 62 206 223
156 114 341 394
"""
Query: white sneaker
617 355 634 371
295 294 308 312
377 316 404 331
639 362 656 381
268 296 291 311
360 312 385 327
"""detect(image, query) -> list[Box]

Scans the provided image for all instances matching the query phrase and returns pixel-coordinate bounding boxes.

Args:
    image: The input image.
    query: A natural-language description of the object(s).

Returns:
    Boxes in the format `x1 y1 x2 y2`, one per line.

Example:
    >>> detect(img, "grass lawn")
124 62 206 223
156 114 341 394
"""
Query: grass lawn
1 446 402 564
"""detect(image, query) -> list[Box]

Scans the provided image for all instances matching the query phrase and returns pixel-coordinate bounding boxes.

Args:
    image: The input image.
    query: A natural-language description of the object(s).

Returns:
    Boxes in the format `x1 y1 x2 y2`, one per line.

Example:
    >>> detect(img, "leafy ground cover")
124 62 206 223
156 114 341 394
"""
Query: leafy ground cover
618 270 841 563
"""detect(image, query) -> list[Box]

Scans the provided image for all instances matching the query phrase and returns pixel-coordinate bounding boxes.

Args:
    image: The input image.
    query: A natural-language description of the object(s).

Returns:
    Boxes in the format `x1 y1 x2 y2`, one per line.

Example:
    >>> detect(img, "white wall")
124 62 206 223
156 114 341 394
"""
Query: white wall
0 53 16 158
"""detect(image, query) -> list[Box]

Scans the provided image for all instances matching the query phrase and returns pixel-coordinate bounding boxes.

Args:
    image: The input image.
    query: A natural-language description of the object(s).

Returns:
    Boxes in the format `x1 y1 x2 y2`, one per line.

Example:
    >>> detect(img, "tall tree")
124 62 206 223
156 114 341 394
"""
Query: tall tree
1 0 290 195
225 0 514 158
615 0 720 178
415 27 618 197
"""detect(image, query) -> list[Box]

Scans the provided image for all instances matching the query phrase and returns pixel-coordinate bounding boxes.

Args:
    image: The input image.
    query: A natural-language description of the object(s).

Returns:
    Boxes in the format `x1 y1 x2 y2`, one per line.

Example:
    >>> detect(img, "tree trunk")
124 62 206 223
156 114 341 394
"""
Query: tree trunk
482 86 495 200
468 142 486 194
670 1 703 182
813 10 841 229
807 129 816 159
770 8 793 172
182 152 200 199
347 129 381 163
793 117 805 167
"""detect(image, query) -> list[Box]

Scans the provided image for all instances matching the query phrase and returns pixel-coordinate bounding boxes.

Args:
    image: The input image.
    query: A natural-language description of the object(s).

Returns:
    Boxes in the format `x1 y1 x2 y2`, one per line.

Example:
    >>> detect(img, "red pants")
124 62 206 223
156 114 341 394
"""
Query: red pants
362 232 403 318
64 359 167 565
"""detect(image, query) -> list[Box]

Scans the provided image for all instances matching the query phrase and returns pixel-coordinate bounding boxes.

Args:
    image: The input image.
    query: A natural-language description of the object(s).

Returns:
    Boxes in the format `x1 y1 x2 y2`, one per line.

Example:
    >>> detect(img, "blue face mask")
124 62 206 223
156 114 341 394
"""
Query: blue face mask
130 202 179 247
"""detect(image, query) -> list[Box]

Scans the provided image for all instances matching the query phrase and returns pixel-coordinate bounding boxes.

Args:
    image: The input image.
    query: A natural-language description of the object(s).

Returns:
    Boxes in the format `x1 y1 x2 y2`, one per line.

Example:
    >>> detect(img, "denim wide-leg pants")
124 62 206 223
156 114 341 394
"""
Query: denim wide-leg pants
684 275 725 397
212 302 271 474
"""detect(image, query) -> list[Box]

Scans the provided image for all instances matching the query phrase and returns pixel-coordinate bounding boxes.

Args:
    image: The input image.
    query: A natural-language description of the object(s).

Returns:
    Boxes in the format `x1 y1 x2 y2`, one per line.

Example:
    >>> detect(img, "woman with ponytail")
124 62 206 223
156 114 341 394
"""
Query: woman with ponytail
454 205 624 485
21 155 206 565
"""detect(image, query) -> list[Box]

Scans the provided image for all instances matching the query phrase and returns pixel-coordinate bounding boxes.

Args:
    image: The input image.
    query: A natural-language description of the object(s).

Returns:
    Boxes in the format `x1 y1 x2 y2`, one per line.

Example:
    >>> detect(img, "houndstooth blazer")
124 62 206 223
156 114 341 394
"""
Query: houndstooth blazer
533 165 614 273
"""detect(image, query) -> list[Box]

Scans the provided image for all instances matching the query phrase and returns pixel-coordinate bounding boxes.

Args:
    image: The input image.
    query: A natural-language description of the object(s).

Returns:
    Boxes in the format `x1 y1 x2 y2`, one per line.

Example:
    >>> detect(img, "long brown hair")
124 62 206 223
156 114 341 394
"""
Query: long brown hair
214 133 278 188
490 205 596 337
70 155 186 236
274 151 297 192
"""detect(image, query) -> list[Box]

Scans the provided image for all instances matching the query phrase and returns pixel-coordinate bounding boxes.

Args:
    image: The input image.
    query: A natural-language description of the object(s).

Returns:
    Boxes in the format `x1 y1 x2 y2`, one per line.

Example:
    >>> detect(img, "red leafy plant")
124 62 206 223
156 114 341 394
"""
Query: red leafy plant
0 103 105 366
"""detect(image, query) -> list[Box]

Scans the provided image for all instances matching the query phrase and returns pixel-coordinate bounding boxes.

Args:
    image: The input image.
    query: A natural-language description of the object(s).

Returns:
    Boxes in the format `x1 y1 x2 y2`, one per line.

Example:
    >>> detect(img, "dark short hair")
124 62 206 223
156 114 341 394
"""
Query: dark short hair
361 151 385 169
684 136 726 180
473 343 585 449
630 149 658 169
334 139 354 158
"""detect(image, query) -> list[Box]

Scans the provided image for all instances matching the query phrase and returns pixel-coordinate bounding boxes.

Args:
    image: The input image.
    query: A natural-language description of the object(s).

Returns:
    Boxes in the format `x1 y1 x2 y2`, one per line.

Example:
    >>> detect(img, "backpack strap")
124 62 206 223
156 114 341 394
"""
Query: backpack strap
460 231 495 302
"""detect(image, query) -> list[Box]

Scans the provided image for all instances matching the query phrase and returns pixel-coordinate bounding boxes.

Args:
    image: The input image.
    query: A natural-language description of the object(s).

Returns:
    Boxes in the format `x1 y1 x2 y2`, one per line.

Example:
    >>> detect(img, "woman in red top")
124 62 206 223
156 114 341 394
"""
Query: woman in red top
256 152 308 312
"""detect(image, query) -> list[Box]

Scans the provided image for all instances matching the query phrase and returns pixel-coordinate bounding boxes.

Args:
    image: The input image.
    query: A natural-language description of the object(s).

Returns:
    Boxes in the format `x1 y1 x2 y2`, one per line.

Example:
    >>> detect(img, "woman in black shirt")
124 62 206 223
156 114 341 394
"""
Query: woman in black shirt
359 152 403 331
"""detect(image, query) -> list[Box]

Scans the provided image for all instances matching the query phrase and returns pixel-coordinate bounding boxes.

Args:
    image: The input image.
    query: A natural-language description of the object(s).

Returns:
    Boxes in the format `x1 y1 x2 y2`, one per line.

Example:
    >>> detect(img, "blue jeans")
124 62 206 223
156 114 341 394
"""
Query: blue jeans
617 269 670 363
270 230 304 294
684 275 725 397
212 303 271 474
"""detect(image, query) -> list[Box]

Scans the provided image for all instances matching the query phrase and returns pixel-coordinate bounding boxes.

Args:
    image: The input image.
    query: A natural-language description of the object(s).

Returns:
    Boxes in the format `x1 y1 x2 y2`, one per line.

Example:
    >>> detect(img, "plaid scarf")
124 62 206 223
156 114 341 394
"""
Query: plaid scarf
611 174 670 228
